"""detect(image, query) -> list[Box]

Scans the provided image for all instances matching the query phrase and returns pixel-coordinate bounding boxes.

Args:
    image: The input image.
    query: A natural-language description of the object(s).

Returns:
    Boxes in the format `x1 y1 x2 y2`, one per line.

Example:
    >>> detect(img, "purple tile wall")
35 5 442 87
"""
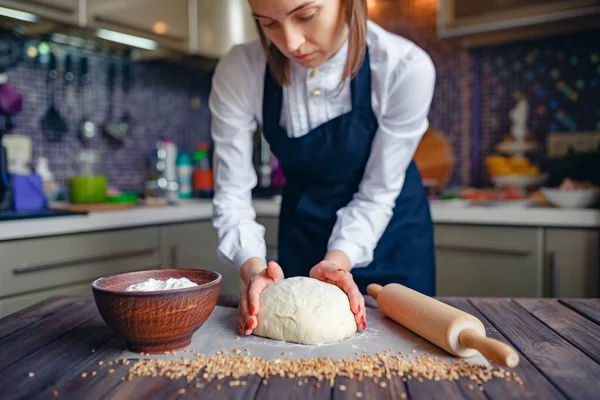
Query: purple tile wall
368 0 471 186
6 45 213 192
5 2 600 192
370 0 600 188
478 30 600 184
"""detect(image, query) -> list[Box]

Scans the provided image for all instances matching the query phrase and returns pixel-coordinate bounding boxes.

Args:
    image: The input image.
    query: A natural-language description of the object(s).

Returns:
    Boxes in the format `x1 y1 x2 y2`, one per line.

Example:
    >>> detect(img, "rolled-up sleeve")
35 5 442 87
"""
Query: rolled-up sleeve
209 45 266 269
327 47 436 268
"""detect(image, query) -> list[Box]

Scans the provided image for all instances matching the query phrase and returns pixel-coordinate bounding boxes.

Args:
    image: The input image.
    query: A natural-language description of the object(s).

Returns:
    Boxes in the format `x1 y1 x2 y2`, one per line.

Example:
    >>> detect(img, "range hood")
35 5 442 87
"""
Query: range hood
191 0 259 58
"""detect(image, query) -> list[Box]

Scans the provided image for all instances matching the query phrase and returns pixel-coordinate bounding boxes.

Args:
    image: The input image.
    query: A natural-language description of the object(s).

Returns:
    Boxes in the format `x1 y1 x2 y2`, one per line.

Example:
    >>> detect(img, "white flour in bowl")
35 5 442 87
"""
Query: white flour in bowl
125 277 198 292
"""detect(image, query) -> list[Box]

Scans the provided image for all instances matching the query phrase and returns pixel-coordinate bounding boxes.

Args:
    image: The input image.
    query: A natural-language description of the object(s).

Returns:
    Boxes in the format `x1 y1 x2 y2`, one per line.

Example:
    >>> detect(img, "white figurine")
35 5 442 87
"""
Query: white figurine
509 91 529 143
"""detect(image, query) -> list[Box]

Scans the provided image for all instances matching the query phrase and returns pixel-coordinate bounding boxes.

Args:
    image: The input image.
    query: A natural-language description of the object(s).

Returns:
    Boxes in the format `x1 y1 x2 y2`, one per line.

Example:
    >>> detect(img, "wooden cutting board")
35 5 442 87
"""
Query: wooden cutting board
54 203 137 212
413 126 455 191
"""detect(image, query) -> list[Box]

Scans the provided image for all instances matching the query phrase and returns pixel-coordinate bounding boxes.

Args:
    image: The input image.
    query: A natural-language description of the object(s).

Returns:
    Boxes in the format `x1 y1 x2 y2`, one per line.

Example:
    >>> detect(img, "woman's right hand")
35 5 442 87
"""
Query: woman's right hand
238 258 284 335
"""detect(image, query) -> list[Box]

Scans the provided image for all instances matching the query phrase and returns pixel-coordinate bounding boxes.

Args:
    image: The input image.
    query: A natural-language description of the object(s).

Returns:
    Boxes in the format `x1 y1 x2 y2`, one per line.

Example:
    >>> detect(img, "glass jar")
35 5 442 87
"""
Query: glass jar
67 149 107 203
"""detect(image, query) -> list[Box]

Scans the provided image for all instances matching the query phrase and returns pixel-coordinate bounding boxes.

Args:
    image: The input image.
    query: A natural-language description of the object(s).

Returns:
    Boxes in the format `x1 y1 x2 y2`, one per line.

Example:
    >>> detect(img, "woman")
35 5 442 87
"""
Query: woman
209 0 436 336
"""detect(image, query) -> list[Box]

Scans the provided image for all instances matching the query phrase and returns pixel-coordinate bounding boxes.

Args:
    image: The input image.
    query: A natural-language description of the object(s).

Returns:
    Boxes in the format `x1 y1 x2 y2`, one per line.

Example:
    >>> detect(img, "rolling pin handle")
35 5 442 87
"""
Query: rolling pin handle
458 328 520 368
366 284 383 299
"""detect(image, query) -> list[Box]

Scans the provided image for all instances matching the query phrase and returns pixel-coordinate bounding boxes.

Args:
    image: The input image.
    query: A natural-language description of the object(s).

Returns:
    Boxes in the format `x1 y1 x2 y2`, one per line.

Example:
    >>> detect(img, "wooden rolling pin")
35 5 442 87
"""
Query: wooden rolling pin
367 283 519 368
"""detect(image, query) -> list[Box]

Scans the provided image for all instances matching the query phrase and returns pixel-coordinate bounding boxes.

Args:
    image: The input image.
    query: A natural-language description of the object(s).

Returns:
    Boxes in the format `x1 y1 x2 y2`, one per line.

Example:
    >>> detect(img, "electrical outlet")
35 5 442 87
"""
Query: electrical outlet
547 132 600 159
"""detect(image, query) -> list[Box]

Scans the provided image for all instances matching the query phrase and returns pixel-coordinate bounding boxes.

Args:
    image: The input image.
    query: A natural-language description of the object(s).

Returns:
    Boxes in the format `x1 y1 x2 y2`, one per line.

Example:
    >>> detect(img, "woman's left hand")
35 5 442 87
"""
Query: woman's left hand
309 260 367 331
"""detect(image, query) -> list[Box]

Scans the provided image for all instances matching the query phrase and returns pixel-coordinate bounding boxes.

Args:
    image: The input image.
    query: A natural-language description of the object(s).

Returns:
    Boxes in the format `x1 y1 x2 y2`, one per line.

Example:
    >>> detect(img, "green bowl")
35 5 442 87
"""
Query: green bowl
106 193 139 204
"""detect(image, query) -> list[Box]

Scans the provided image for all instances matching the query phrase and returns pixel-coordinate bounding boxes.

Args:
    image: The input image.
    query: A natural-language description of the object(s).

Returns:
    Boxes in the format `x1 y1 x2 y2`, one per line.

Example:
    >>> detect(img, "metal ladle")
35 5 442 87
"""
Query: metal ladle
78 55 96 143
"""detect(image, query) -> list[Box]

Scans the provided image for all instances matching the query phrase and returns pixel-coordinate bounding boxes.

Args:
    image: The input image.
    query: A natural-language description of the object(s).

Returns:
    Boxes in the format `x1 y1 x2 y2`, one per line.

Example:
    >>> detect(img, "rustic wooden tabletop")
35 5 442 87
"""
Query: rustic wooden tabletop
0 294 598 399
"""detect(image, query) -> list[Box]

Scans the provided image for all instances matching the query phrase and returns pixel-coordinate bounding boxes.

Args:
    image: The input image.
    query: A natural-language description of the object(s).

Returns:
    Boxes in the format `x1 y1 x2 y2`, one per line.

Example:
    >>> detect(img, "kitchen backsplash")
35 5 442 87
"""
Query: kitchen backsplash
369 0 600 187
4 0 600 191
6 47 213 192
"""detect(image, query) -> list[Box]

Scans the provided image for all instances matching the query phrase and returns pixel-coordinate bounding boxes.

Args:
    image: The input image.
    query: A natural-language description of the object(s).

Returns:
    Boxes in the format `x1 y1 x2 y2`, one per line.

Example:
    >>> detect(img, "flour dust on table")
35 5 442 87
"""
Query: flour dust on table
253 277 357 345
117 306 489 366
124 277 198 292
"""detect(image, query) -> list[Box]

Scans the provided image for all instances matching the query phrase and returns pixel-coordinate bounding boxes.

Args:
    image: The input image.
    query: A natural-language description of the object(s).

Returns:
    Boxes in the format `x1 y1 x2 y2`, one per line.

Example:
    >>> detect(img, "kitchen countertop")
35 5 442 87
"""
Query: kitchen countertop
0 294 598 399
0 199 599 241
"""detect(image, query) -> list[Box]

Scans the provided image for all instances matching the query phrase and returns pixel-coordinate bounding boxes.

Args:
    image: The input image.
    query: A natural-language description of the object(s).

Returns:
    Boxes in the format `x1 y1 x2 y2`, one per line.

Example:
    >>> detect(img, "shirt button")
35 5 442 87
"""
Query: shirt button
310 69 318 77
311 89 322 97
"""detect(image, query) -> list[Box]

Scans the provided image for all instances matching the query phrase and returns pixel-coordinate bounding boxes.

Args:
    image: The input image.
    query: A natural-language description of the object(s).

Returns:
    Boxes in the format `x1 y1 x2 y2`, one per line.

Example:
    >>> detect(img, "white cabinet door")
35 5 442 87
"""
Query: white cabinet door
161 222 241 296
0 0 79 24
87 0 189 52
435 224 543 297
544 228 599 298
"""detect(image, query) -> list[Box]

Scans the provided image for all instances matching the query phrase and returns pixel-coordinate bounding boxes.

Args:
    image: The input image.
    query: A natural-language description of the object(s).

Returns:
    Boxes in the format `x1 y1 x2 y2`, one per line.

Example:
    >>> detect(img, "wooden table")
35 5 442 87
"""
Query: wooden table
0 295 598 399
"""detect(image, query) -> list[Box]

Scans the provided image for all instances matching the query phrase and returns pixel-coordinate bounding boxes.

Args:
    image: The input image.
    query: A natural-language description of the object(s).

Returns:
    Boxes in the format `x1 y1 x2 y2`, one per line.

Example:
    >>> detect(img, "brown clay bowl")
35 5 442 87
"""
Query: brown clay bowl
91 269 221 354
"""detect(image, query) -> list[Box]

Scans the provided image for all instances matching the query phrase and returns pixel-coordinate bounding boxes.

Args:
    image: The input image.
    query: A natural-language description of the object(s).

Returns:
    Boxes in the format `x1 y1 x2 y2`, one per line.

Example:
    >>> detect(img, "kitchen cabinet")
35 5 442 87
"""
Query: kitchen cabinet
544 228 599 298
0 281 90 319
0 226 161 318
434 225 544 297
0 0 79 25
88 0 258 56
160 222 240 297
437 0 600 47
87 0 189 52
1 0 258 57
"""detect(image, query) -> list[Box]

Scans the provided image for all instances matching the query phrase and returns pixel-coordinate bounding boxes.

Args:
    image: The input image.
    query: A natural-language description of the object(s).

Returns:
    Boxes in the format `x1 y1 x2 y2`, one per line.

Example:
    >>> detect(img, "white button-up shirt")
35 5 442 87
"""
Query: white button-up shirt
209 20 436 270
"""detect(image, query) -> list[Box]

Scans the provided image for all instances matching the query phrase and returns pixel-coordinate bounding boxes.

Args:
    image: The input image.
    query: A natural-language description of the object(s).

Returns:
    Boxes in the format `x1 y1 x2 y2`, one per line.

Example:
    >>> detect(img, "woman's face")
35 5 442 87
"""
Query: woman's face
249 0 347 68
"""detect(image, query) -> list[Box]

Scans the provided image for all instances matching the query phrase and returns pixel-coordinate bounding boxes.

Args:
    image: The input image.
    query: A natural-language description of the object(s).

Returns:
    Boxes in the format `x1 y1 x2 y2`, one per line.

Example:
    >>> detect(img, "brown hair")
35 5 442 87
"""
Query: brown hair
255 0 368 87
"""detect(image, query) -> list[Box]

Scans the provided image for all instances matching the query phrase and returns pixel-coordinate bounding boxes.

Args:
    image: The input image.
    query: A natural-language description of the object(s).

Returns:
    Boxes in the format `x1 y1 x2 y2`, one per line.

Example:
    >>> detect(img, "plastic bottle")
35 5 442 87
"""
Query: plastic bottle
176 153 193 199
192 143 214 198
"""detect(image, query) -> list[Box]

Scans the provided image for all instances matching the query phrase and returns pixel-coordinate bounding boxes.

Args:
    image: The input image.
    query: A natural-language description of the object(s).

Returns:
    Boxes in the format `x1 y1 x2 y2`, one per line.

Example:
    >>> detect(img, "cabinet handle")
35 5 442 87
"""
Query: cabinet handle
13 248 158 274
549 251 559 298
436 245 530 256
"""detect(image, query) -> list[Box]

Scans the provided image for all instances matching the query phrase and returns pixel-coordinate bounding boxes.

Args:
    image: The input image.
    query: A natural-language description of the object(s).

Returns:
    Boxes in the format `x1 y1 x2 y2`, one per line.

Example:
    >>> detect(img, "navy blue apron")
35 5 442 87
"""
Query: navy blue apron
261 48 436 296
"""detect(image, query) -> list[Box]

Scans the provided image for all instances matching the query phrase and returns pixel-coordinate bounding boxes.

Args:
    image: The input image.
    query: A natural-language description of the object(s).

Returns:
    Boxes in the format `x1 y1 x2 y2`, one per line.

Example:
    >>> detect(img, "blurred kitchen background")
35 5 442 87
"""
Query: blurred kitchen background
0 1 599 317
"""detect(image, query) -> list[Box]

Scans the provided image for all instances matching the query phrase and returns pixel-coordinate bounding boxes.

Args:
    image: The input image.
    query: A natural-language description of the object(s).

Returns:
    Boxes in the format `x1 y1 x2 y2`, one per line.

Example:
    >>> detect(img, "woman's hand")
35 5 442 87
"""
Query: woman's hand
309 259 367 331
238 258 284 336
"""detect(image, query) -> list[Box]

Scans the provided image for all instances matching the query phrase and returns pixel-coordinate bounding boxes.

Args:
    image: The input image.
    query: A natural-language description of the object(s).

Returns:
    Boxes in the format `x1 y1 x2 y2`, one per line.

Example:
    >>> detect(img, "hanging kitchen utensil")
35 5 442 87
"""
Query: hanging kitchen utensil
0 27 24 74
0 74 23 117
116 56 132 141
0 27 24 118
102 58 126 145
40 52 68 141
63 52 76 113
78 55 96 143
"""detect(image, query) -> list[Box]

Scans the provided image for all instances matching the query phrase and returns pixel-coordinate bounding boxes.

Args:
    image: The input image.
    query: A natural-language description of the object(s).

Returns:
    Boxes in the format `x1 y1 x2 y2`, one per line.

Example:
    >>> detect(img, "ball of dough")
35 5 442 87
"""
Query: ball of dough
253 276 357 345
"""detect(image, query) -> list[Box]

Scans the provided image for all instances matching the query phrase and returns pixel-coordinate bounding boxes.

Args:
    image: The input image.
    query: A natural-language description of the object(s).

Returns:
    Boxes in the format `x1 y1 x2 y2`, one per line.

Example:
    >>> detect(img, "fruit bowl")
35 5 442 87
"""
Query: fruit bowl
490 173 548 190
540 187 600 209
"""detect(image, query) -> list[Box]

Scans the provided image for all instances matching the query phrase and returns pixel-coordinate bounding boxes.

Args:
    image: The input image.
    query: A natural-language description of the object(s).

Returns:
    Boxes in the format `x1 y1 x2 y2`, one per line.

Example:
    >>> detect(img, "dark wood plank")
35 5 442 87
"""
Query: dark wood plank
330 376 404 399
47 359 131 399
105 369 264 399
187 375 262 400
518 299 600 364
104 374 190 399
0 297 98 371
406 376 488 400
1 313 119 399
36 334 127 399
560 299 600 326
471 298 600 400
254 375 331 400
0 295 76 339
443 298 566 400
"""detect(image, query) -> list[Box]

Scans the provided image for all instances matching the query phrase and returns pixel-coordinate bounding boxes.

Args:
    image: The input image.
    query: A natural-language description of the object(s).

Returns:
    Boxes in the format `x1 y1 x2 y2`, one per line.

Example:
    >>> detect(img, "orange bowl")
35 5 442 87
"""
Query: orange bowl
91 269 221 354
